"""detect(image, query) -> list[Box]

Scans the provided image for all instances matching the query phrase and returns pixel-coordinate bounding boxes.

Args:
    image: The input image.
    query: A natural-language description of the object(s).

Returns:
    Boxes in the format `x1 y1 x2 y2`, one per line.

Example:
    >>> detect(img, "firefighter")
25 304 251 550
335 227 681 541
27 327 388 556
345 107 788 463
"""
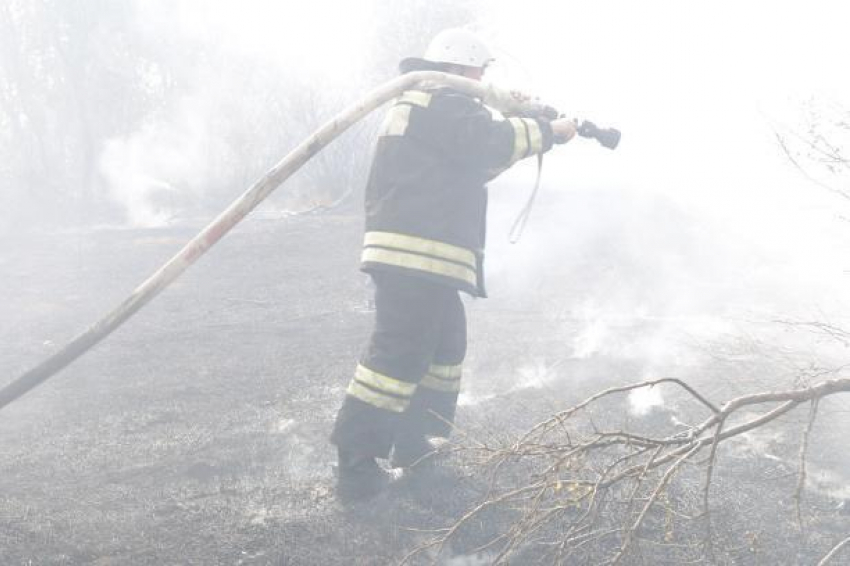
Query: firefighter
331 28 577 501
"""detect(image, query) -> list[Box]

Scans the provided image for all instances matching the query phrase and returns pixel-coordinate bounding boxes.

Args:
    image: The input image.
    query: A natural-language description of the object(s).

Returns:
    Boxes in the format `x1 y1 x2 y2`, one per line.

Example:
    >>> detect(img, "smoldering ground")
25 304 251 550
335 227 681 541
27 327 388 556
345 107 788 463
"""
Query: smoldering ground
2 0 850 564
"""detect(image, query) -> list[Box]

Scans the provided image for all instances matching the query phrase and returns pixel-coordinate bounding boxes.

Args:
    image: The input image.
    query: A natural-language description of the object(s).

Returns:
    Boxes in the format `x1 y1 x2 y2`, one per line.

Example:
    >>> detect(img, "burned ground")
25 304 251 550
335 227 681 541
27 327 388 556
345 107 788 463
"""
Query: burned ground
1 214 848 565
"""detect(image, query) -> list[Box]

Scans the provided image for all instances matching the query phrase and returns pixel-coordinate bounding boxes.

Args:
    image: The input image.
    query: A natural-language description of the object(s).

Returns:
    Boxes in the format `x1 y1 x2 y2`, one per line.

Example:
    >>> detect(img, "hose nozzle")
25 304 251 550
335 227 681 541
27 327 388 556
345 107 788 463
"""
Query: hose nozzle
577 120 621 150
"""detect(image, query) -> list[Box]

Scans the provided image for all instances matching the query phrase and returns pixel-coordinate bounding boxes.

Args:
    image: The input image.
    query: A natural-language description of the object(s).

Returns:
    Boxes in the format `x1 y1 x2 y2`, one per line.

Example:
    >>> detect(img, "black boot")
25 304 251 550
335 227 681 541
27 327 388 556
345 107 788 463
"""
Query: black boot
335 449 401 502
390 435 440 469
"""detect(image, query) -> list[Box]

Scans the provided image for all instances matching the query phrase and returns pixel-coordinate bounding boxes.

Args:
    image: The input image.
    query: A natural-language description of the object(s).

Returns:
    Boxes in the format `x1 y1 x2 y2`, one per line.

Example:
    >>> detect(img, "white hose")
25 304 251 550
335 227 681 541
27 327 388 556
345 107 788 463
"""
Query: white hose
0 72 556 411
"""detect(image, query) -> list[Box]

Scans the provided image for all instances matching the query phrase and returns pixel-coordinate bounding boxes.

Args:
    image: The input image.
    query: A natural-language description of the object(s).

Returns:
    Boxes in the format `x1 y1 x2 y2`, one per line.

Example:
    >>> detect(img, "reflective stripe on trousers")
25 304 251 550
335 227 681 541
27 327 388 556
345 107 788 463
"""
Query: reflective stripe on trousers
330 271 467 458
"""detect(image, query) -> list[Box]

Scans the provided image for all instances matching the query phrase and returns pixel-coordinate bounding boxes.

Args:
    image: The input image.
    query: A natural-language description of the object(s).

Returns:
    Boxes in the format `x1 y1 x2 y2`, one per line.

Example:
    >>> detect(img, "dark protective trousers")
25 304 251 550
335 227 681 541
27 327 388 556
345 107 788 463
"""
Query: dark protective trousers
331 271 467 459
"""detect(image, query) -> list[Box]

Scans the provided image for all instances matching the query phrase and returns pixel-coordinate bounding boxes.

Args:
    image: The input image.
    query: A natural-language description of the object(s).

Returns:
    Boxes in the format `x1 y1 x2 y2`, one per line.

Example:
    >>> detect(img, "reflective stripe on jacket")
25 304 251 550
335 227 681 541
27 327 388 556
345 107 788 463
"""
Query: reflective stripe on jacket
361 86 554 297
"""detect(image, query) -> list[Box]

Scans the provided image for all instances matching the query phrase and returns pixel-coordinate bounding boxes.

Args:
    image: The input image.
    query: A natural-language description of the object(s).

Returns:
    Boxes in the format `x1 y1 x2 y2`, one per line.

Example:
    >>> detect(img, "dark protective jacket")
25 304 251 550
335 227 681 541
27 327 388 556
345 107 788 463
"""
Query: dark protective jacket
360 86 555 297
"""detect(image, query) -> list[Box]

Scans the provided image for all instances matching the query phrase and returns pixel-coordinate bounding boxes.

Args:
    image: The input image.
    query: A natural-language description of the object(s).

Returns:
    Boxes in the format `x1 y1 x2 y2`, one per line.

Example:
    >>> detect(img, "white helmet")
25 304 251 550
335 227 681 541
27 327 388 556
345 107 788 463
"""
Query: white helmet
422 28 493 68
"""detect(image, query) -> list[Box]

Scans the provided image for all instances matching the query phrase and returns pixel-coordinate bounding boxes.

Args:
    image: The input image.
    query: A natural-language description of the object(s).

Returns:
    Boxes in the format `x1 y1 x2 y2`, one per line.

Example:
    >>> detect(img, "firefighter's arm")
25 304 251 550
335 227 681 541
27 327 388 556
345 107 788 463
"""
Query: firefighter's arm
414 93 557 171
501 90 576 144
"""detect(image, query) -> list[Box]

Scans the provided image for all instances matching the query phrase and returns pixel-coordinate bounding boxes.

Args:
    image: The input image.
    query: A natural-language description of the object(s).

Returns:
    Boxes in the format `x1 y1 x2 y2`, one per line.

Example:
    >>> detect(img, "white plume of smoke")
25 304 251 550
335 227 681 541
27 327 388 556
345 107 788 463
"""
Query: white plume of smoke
627 385 665 417
96 0 379 228
570 302 609 360
98 94 226 227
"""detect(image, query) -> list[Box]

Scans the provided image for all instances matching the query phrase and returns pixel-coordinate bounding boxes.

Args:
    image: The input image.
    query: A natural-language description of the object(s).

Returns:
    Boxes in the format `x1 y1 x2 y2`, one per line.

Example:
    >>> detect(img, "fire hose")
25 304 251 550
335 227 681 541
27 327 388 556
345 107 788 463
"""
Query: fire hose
0 71 618 412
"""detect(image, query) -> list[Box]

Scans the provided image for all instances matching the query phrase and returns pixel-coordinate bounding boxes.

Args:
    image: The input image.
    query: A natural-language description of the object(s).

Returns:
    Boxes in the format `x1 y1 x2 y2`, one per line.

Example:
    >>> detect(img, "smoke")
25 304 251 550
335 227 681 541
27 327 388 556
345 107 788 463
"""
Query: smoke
93 0 382 227
479 0 850 375
98 94 227 227
570 309 609 360
627 385 665 417
483 0 850 282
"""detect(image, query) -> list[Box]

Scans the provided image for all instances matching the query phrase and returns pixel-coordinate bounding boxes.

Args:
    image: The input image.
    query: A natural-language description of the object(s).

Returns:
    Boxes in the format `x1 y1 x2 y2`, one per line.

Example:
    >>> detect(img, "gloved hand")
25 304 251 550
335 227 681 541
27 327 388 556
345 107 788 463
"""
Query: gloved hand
551 117 577 144
509 90 532 105
504 92 559 121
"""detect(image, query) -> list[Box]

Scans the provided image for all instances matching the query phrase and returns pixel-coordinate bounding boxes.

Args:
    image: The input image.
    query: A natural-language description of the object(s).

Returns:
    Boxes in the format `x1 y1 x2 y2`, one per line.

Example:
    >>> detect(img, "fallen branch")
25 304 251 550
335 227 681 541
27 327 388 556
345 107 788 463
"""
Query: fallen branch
405 376 850 565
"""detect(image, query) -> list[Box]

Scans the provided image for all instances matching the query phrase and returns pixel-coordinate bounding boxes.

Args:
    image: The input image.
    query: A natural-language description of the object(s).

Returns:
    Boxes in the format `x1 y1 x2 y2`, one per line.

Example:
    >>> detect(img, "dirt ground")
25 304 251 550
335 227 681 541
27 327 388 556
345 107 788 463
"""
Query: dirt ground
1 214 848 565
